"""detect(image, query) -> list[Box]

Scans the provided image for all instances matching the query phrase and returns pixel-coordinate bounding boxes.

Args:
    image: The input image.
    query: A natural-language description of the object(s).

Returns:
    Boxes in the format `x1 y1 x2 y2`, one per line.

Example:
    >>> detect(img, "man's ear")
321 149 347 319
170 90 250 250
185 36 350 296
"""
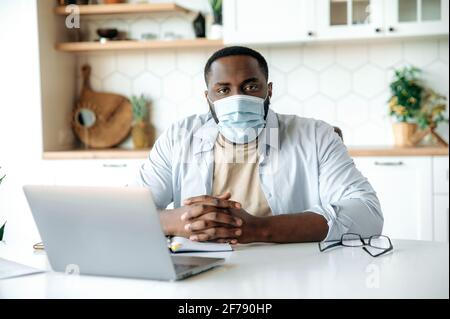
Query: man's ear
268 82 273 99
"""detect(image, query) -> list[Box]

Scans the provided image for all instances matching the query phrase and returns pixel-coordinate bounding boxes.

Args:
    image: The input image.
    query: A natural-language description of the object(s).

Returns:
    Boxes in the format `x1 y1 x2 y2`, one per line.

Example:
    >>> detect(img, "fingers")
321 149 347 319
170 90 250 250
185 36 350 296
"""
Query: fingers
183 195 242 209
216 192 232 200
189 227 242 242
200 212 243 227
216 238 238 244
185 214 242 232
181 204 242 221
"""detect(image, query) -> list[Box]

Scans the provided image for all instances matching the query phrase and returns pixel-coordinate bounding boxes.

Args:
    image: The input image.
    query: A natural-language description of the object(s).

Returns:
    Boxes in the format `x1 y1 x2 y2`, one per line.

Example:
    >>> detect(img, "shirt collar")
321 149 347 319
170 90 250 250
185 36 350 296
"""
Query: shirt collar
193 109 280 155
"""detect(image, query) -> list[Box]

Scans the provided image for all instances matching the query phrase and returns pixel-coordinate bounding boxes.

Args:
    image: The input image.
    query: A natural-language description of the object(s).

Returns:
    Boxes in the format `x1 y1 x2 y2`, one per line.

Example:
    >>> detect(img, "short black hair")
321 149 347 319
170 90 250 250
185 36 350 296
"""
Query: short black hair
204 46 269 85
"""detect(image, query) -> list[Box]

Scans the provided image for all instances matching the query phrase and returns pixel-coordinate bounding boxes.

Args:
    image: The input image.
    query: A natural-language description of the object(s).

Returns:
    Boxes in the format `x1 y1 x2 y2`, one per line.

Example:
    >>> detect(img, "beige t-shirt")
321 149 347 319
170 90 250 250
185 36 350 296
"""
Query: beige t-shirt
212 134 272 217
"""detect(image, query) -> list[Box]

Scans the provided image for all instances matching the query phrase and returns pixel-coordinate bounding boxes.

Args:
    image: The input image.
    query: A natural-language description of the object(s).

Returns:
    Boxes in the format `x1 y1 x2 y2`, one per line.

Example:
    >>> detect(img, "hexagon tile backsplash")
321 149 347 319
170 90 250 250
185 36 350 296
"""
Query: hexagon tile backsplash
77 38 449 146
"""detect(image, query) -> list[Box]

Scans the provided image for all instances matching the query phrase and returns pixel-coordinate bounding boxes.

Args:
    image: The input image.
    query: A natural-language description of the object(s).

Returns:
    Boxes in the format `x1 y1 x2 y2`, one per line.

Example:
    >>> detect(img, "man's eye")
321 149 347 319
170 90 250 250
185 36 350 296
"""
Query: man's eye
244 84 259 91
217 88 230 95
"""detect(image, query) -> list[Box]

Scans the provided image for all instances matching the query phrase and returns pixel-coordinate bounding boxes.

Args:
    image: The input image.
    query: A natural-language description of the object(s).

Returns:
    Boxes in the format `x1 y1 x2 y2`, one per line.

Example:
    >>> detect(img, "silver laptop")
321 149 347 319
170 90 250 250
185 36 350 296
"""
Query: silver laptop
23 185 225 281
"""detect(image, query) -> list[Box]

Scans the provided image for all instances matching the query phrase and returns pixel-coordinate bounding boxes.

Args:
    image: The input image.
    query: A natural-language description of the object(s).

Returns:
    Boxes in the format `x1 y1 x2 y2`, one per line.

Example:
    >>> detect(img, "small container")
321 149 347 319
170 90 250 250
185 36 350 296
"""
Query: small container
97 28 118 39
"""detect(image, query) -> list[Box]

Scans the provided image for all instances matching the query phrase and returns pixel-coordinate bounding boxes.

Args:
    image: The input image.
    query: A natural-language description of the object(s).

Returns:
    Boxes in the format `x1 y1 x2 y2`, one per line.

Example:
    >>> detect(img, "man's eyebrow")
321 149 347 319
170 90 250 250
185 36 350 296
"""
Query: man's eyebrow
241 77 260 85
213 77 260 87
213 82 231 86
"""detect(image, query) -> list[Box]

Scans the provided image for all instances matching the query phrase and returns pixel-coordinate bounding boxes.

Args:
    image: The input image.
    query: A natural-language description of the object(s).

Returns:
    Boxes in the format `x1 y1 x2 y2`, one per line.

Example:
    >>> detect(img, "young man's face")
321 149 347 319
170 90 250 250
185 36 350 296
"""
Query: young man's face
205 55 273 104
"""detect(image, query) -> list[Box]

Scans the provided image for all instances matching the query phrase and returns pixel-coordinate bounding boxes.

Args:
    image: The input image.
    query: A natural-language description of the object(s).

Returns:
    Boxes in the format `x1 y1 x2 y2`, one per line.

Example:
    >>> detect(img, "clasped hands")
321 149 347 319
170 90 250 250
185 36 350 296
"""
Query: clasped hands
176 192 262 244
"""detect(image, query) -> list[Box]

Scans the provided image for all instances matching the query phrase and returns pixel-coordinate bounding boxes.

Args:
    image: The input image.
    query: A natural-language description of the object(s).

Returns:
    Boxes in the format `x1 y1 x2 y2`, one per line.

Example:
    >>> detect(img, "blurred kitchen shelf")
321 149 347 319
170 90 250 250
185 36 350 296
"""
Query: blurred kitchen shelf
43 146 449 160
55 39 224 52
348 146 449 157
54 3 189 16
43 148 151 160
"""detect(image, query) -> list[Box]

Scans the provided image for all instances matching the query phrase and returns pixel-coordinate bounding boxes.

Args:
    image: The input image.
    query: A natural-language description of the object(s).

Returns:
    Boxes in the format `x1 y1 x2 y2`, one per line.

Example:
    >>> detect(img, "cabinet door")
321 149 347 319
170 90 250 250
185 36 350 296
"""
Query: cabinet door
384 0 449 37
316 0 385 39
50 160 145 187
433 156 449 194
434 195 449 242
353 157 433 240
223 0 310 44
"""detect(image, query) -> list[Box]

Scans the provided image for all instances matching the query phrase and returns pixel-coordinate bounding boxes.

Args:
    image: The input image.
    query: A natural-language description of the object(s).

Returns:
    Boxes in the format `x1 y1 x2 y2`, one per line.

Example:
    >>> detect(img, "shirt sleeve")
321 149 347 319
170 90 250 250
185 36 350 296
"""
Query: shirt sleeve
132 127 174 210
305 121 384 241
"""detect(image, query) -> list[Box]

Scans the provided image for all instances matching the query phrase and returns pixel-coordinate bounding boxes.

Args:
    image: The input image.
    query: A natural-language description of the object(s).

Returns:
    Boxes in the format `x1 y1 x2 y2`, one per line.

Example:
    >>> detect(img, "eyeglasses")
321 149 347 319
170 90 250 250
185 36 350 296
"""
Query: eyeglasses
318 233 393 257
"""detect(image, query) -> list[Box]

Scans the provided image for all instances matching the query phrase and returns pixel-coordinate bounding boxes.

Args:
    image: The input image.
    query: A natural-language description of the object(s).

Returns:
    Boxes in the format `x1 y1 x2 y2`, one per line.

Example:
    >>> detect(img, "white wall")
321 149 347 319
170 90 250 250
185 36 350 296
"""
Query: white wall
76 12 449 146
0 0 44 246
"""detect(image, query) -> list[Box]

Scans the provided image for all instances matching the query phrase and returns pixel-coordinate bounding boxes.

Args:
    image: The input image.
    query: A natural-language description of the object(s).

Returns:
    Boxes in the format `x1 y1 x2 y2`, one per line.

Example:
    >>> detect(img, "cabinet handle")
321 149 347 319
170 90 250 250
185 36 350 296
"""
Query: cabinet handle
374 161 404 166
388 26 395 32
102 164 127 168
307 31 314 37
375 27 382 33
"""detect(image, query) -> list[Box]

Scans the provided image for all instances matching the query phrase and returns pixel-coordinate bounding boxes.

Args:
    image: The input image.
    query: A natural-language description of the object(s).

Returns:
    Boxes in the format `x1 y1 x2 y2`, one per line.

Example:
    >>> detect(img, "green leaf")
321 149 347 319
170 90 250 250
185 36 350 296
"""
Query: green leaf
130 94 149 121
210 0 222 13
0 222 5 241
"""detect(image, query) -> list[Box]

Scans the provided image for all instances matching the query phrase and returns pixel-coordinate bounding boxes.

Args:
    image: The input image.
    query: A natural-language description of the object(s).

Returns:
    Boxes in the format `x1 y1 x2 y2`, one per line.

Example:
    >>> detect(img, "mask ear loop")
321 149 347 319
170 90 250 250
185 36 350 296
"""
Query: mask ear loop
206 94 220 124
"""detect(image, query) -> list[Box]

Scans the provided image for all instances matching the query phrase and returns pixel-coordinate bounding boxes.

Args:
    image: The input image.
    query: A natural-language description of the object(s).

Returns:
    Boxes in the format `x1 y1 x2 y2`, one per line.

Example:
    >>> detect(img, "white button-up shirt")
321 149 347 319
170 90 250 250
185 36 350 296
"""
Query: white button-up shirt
134 109 383 241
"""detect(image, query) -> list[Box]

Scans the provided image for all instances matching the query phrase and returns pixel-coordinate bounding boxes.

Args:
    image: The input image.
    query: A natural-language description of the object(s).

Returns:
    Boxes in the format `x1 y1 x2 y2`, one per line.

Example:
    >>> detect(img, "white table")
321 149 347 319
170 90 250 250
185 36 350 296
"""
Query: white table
0 240 448 299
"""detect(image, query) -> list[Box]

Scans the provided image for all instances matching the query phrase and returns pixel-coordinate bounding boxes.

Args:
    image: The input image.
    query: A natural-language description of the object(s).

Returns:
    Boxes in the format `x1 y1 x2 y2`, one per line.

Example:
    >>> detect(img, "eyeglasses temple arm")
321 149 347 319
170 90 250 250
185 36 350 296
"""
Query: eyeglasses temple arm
318 241 342 252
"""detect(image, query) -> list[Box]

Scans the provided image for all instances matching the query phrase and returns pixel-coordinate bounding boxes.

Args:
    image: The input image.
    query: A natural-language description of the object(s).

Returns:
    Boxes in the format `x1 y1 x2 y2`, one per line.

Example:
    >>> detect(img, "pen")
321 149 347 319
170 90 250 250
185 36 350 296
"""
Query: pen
33 242 45 250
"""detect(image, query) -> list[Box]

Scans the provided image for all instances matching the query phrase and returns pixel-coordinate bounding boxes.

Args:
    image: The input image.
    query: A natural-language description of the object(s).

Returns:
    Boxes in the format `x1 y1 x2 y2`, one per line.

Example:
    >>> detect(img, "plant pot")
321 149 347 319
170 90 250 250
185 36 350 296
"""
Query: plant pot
209 24 223 40
392 122 418 147
132 121 150 149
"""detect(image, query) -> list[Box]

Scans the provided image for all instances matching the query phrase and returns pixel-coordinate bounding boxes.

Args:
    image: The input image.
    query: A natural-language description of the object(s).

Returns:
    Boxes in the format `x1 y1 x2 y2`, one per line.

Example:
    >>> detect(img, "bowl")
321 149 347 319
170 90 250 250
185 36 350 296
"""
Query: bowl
97 28 118 39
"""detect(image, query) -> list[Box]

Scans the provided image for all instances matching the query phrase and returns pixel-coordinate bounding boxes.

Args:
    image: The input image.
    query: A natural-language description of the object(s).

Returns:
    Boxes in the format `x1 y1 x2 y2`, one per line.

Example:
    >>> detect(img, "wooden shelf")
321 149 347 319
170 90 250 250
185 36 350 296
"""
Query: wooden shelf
43 148 150 160
54 3 189 16
44 146 448 160
55 39 224 52
348 146 449 157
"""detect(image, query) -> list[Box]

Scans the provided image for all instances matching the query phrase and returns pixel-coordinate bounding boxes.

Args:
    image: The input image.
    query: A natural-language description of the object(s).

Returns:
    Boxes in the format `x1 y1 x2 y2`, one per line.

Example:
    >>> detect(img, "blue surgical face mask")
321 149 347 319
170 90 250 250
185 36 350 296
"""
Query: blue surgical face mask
209 94 268 144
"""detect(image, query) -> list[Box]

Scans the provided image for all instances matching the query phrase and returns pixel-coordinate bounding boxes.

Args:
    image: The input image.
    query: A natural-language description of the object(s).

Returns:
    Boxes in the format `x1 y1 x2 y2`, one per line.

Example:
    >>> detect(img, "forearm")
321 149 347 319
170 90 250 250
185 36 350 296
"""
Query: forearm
255 212 329 243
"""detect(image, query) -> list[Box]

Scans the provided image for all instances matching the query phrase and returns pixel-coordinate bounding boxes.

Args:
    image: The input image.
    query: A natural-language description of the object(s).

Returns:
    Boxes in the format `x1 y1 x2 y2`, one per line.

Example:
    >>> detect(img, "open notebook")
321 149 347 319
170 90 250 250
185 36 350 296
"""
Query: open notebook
169 236 233 253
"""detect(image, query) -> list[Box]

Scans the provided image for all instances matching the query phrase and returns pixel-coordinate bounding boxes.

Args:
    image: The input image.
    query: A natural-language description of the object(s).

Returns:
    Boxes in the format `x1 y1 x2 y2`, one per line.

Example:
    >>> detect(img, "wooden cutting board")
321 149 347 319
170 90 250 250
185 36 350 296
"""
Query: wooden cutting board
73 64 132 149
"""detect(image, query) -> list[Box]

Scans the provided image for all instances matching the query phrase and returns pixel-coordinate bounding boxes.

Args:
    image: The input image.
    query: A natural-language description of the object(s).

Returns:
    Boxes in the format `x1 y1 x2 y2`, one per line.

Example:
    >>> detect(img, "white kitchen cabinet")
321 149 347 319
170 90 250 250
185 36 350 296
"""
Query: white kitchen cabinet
433 195 449 242
432 156 449 242
384 0 449 37
353 156 433 241
433 156 449 194
316 0 385 39
49 160 145 187
223 0 316 44
223 0 448 45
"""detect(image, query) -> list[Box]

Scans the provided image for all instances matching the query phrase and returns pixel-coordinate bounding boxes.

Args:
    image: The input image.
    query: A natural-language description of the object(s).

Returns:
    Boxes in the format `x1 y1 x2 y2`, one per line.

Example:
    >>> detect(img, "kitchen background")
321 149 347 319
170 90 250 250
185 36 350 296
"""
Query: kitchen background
0 0 448 248
77 38 449 146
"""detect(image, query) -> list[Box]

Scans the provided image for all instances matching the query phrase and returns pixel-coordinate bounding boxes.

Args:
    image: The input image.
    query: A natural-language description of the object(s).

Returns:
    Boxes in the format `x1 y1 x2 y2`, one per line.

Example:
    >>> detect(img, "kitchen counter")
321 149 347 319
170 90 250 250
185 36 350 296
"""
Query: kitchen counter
348 146 449 157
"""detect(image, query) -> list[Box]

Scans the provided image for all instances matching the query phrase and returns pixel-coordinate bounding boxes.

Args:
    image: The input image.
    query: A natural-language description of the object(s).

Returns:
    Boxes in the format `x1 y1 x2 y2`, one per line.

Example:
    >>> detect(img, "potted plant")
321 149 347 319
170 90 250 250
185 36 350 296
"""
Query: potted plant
0 168 5 242
209 0 223 39
388 66 423 147
130 95 151 149
411 88 449 147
